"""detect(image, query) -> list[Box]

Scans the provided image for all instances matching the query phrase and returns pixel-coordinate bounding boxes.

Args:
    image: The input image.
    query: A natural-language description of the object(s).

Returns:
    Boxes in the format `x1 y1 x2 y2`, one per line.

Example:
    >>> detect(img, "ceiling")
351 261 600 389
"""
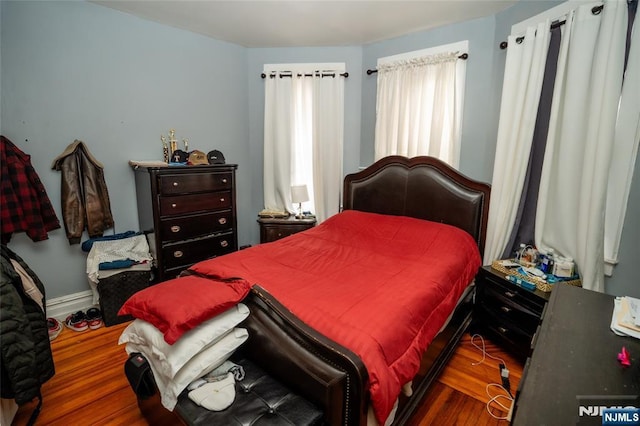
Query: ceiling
91 1 518 48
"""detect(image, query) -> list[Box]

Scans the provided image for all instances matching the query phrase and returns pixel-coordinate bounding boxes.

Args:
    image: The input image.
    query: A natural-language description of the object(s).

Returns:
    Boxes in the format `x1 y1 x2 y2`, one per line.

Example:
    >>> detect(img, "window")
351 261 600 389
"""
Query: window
374 41 468 169
263 63 346 222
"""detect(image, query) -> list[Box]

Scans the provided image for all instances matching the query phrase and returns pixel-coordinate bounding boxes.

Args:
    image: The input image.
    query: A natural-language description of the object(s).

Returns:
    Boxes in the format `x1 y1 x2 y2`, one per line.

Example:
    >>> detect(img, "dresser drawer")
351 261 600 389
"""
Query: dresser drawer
134 164 238 283
159 191 232 216
159 172 232 195
162 233 237 270
159 210 234 242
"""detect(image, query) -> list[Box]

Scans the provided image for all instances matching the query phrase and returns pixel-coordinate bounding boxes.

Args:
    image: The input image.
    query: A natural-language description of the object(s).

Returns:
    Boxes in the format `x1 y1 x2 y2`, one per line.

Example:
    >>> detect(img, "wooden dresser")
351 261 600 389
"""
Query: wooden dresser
133 164 238 282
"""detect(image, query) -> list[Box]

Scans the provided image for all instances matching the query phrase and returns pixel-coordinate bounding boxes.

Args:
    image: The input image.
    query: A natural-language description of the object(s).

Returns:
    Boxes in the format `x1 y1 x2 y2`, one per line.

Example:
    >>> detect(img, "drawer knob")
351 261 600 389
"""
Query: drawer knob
173 182 179 187
170 225 181 233
497 326 508 334
218 218 227 225
171 203 177 208
220 240 229 248
173 250 183 258
500 306 512 313
220 198 225 202
504 291 516 298
222 178 228 183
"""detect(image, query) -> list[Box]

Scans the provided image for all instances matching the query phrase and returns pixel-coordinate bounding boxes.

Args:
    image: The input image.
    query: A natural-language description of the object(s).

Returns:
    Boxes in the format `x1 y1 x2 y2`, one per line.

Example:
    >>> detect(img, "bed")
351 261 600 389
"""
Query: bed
123 155 490 426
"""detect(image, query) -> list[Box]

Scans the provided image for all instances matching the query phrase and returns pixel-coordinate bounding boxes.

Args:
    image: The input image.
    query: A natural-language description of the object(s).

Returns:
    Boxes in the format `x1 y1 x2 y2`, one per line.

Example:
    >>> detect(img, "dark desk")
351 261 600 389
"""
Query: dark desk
513 284 640 425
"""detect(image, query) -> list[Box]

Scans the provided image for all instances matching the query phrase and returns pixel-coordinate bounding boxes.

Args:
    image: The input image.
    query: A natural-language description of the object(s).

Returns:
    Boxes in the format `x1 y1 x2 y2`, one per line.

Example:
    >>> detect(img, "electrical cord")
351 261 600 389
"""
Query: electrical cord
485 383 513 420
470 334 515 420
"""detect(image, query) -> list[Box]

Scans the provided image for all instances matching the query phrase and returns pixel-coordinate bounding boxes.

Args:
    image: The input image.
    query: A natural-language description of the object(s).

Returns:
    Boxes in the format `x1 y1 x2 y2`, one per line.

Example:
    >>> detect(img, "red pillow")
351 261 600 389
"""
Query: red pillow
118 275 251 344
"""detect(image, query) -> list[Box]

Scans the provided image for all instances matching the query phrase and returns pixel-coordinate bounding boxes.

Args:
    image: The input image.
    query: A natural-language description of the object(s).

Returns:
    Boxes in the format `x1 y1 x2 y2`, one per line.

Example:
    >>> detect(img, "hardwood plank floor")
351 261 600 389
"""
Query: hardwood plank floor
13 324 521 425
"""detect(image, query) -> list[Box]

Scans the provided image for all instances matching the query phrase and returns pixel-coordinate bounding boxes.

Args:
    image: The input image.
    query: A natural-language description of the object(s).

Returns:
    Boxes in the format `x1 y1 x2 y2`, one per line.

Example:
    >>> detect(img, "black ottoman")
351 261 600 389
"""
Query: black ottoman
175 358 324 425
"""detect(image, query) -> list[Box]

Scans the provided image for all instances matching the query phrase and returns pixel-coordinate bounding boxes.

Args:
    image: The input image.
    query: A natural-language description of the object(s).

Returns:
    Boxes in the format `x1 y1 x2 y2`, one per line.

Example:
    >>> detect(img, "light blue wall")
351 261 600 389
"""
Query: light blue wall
2 0 637 299
1 1 250 298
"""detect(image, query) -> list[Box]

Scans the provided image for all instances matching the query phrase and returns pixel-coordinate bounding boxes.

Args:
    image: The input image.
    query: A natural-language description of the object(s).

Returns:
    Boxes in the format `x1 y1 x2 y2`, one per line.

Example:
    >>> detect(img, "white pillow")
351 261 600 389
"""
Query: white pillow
126 327 248 411
119 303 249 377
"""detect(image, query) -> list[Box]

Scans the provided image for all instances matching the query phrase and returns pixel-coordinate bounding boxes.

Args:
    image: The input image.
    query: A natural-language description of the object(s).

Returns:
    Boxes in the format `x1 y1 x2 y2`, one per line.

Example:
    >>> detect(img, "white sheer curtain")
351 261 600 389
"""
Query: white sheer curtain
312 76 344 223
374 52 462 167
263 64 345 223
536 1 629 292
263 75 293 212
483 22 551 264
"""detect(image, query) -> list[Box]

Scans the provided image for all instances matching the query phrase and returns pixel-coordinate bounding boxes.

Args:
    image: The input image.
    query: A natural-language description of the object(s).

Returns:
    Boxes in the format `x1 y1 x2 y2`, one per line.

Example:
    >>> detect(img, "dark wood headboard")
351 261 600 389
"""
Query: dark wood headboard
343 156 491 256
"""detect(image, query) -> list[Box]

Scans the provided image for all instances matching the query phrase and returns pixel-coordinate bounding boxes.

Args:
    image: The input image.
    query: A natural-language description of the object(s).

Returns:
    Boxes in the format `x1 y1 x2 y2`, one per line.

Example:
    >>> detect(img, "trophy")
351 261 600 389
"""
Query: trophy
161 135 169 162
168 129 178 154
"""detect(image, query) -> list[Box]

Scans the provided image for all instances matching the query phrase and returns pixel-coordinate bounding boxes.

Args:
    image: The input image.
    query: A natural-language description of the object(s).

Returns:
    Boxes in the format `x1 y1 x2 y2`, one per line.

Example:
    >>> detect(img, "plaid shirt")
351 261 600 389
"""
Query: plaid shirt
1 136 60 243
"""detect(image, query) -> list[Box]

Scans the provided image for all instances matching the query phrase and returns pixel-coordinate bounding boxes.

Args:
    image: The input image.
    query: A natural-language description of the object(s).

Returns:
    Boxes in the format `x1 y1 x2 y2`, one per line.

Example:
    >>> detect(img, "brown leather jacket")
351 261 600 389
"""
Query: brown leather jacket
51 140 114 244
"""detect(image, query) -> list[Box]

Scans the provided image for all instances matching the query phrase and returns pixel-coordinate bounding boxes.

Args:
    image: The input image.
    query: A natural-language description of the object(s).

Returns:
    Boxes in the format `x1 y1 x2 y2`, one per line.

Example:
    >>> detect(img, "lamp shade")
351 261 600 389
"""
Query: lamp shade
291 184 309 204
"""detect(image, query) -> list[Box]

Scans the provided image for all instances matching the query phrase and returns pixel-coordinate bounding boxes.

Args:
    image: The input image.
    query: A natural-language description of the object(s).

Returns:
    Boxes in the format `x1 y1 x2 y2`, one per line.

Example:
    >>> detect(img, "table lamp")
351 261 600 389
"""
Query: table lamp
291 185 309 219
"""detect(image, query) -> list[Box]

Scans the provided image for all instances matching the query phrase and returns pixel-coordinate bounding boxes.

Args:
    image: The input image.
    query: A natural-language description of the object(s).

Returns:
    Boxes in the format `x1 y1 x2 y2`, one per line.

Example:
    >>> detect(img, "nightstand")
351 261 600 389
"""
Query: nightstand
257 216 316 243
474 265 551 361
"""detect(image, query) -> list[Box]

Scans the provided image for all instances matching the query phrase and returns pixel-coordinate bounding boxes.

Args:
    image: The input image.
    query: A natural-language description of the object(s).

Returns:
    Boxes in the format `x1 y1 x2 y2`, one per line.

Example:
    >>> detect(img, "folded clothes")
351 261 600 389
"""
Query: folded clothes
86 235 152 285
98 259 137 270
82 230 139 252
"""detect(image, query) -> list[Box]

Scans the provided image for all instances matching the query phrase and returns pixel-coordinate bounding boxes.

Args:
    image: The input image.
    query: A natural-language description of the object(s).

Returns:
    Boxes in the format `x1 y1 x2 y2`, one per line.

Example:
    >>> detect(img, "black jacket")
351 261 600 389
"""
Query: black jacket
0 245 55 404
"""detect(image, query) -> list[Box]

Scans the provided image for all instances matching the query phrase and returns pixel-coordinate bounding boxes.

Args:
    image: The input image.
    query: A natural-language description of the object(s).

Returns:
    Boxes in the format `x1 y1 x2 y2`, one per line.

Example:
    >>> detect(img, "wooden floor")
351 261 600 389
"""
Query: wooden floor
13 323 521 425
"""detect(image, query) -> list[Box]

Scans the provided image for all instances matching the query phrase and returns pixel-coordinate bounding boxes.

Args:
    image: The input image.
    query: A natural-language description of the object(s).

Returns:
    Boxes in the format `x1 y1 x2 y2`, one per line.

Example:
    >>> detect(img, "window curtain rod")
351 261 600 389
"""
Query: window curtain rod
261 71 349 78
366 52 468 75
500 4 606 49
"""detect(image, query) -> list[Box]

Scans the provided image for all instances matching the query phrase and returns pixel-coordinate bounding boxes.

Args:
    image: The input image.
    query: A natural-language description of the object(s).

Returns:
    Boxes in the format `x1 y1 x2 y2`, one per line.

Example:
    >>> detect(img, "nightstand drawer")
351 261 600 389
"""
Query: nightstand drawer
258 216 316 243
159 172 232 195
480 287 541 333
159 210 233 242
264 225 304 242
162 233 236 270
476 306 535 356
474 265 550 361
481 274 545 316
159 191 232 216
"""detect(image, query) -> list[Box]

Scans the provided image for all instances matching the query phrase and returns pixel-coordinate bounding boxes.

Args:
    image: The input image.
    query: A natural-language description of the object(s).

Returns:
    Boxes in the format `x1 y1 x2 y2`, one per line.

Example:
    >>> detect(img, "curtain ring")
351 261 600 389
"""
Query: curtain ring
592 5 603 15
516 36 525 44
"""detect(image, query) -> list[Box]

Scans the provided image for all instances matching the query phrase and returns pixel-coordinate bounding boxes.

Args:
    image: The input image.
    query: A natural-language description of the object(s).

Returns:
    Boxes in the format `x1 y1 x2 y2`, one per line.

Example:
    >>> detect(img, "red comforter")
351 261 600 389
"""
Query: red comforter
190 210 481 423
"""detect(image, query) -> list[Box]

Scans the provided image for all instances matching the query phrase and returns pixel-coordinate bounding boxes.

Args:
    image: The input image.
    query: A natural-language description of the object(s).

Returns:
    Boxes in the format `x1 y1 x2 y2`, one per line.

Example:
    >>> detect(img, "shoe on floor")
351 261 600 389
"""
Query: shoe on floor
48 318 62 341
86 307 104 330
65 311 88 332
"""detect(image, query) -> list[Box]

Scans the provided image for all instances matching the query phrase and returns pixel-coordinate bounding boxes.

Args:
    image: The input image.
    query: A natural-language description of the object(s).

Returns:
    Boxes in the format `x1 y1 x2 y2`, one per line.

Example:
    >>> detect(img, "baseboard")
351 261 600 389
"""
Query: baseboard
46 290 95 320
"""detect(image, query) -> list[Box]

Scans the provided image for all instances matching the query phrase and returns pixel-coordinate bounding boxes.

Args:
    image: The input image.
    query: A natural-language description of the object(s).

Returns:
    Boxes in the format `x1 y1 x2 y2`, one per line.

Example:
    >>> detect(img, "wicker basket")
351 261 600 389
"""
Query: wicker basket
97 270 150 326
490 259 581 293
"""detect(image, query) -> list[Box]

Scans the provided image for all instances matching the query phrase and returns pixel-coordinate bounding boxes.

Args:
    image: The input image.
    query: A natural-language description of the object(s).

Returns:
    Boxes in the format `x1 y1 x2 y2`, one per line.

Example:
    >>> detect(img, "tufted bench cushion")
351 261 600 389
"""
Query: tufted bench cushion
174 358 324 425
